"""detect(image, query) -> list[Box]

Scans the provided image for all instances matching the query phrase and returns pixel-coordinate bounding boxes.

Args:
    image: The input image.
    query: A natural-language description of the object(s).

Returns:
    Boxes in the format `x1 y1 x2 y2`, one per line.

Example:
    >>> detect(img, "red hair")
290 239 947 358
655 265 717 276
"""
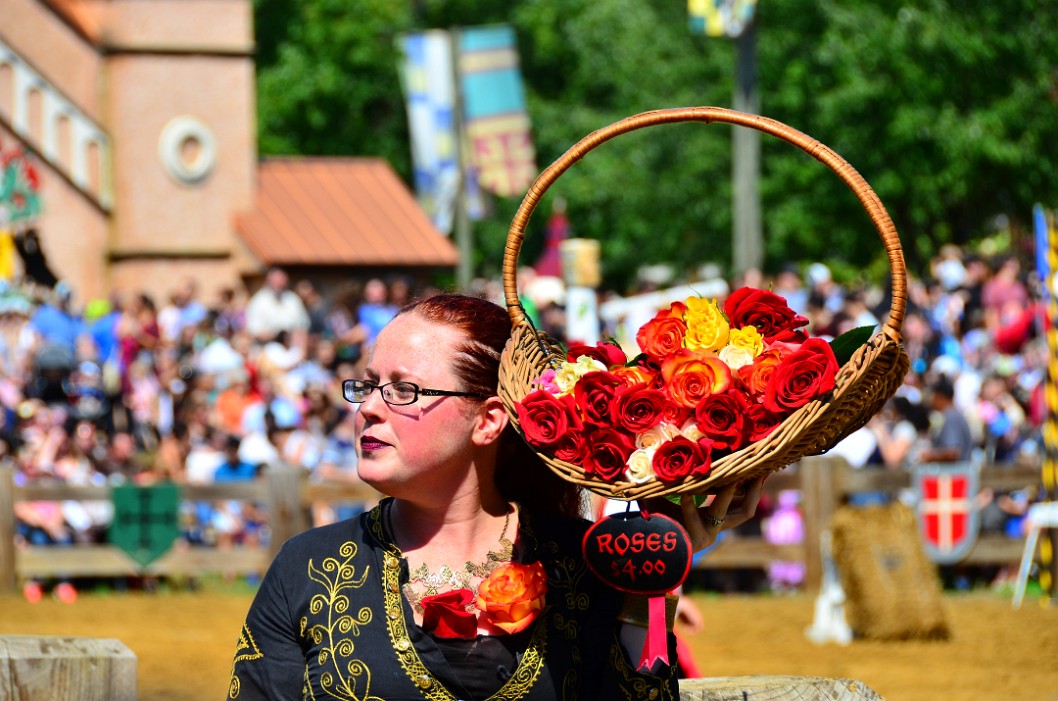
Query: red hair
399 294 583 519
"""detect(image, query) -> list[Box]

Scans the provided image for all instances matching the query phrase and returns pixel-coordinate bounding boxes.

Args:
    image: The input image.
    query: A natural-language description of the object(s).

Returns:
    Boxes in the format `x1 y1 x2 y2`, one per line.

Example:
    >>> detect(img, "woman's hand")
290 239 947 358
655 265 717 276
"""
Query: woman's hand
640 475 766 552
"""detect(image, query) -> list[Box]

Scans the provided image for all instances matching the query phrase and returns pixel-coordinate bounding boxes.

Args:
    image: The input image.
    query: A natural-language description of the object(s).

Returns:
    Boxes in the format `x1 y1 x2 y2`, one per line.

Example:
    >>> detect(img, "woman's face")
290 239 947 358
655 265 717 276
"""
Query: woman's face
353 312 481 498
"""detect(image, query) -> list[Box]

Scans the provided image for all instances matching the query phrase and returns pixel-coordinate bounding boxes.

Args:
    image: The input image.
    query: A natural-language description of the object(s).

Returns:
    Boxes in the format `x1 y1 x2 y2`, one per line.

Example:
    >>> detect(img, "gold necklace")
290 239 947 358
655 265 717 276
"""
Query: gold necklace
391 504 515 613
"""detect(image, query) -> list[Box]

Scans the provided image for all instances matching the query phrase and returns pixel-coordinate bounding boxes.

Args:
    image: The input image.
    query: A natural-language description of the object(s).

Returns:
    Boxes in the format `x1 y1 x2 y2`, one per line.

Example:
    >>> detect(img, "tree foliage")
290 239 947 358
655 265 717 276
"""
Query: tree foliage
255 0 1058 289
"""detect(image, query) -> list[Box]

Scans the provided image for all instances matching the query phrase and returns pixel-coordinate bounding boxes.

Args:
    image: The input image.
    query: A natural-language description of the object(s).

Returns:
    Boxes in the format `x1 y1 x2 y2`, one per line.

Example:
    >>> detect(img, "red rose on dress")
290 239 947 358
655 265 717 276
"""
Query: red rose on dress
636 302 688 360
652 435 709 483
567 341 628 369
421 588 478 639
695 390 750 452
745 403 784 442
724 287 809 343
763 337 839 414
516 389 580 448
574 371 623 425
583 427 636 482
612 383 667 434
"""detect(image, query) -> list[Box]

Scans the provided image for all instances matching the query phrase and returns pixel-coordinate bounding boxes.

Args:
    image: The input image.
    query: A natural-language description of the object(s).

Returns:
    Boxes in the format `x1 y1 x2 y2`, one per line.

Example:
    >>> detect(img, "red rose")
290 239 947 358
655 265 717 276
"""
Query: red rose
553 431 586 464
651 435 708 483
694 390 750 452
724 287 809 343
567 341 628 369
574 371 623 425
583 427 636 482
763 337 839 414
661 402 693 429
516 390 580 448
421 588 478 639
612 383 667 434
636 302 688 360
746 403 783 442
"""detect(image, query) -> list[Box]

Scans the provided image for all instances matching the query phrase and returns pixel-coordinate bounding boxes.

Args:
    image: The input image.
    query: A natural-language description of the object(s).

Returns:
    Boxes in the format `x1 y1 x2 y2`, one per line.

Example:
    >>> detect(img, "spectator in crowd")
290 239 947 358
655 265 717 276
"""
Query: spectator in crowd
244 267 310 342
919 376 974 463
355 277 397 349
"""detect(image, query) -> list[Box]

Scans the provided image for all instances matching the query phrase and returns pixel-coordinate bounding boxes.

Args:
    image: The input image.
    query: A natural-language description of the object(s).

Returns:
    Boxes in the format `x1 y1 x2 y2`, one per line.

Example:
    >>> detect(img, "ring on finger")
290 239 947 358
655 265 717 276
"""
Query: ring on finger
704 514 725 528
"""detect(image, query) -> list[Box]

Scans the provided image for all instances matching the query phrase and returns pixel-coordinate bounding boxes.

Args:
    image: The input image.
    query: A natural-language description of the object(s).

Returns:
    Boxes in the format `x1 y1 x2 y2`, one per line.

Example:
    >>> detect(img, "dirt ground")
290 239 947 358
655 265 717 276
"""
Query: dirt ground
2 586 1056 701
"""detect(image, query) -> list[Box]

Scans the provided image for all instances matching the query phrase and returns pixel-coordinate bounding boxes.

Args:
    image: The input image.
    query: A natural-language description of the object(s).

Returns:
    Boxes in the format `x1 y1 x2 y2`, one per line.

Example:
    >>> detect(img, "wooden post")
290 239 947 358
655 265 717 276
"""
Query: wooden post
679 675 885 700
267 465 306 558
0 636 137 701
799 456 843 594
0 463 16 594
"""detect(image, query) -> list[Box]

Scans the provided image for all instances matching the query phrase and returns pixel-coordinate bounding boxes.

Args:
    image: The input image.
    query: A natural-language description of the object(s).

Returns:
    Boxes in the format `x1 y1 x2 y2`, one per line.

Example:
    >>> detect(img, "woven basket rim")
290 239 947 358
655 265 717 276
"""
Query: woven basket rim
498 107 909 499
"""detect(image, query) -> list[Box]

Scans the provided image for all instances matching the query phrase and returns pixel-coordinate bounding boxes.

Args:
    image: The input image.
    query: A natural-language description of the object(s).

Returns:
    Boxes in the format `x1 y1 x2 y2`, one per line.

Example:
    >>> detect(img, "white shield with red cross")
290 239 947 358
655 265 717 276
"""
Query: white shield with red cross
913 462 981 564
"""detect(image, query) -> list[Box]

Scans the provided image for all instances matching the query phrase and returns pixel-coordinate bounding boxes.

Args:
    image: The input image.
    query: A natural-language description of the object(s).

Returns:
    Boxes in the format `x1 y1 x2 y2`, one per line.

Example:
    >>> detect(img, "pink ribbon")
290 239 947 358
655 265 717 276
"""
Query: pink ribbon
637 595 669 672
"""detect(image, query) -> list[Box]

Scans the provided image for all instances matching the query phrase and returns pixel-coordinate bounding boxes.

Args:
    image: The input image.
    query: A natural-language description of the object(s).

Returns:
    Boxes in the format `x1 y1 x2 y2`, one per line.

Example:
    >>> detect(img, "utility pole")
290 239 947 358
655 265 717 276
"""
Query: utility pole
449 27 473 292
732 22 762 276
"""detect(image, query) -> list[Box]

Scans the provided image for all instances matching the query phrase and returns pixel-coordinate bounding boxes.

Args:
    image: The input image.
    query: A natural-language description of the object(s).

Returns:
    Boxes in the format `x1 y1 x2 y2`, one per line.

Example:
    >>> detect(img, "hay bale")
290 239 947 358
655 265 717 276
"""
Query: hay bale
830 502 949 640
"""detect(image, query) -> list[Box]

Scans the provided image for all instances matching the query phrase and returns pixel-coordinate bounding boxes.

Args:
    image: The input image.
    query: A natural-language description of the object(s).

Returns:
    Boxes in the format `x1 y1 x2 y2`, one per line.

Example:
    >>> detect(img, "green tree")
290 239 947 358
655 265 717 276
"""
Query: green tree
254 0 415 171
255 0 1058 289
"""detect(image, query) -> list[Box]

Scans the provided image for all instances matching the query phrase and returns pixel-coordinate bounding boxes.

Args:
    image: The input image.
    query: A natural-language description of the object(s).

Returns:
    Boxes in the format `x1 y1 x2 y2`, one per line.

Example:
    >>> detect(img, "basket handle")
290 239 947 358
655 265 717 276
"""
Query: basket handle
502 107 907 342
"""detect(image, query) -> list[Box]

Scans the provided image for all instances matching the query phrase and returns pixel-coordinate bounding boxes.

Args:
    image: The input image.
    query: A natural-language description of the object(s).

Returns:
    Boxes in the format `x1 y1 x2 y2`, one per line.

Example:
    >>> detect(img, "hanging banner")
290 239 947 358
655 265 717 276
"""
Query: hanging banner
398 31 460 235
457 25 537 198
397 31 485 235
688 0 758 38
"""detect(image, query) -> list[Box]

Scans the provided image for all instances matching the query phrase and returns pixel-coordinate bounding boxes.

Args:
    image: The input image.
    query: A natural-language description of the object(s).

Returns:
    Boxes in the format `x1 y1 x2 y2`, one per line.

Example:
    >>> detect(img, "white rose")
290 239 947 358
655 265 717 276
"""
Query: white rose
680 419 705 442
636 422 680 450
719 344 755 371
625 448 657 484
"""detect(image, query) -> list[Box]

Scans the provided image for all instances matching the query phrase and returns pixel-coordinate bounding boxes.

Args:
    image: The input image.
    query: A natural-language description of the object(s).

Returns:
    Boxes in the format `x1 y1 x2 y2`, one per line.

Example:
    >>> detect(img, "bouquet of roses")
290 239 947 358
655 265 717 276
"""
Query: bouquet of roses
514 287 842 487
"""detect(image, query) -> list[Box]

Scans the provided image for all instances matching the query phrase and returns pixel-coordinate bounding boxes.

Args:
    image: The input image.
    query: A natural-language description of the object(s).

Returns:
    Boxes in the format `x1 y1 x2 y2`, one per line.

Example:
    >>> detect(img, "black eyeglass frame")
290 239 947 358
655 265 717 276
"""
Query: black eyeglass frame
342 379 488 406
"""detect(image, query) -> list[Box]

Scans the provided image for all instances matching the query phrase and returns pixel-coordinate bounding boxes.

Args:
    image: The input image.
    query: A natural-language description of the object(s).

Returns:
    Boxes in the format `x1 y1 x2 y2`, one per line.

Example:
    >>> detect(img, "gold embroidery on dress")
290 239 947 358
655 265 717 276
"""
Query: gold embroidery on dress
372 500 549 700
609 638 677 701
228 622 264 699
303 540 380 700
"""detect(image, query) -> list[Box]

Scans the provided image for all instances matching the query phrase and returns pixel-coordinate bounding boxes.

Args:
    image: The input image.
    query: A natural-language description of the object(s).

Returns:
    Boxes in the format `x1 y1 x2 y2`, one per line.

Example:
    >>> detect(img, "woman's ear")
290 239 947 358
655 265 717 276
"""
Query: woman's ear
472 396 509 446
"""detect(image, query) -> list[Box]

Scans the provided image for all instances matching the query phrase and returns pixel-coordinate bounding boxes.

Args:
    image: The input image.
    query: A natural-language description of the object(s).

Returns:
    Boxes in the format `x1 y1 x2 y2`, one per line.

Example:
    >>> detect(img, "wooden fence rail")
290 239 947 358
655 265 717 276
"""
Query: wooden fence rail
0 457 1042 595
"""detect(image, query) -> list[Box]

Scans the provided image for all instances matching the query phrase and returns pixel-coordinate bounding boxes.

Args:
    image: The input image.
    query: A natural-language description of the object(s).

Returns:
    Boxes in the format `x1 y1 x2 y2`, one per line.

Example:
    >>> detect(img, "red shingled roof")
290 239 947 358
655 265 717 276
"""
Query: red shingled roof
236 158 459 268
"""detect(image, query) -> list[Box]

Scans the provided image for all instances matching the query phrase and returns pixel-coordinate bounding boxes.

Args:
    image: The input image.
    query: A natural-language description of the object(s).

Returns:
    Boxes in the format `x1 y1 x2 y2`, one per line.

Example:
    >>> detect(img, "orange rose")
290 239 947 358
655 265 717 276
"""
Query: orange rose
611 364 656 388
476 561 547 634
661 351 732 408
738 347 788 398
636 302 687 359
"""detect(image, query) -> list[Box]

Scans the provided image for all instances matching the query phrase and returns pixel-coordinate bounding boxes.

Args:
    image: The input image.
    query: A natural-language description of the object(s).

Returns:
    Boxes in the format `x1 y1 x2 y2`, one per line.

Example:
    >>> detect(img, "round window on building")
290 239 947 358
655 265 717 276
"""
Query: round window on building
158 116 217 185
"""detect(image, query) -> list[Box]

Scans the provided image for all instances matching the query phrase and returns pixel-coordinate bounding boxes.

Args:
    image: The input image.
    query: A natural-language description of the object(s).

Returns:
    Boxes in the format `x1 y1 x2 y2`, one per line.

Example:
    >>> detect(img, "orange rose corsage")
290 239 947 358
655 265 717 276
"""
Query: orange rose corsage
476 561 548 634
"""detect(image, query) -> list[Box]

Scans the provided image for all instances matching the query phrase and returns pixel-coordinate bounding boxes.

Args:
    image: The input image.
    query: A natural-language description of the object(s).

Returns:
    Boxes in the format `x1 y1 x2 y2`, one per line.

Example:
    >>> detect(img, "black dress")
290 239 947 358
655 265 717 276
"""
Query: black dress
227 499 679 700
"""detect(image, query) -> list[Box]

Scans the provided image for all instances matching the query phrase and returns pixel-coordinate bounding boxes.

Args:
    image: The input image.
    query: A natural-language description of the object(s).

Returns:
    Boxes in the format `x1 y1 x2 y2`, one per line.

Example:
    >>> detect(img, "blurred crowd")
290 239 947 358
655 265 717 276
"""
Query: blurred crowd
4 242 1050 600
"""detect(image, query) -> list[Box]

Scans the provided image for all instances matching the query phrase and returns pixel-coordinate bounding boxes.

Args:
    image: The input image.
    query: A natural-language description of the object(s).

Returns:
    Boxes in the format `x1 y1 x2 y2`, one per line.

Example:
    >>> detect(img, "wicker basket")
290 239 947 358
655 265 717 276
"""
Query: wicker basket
498 107 910 500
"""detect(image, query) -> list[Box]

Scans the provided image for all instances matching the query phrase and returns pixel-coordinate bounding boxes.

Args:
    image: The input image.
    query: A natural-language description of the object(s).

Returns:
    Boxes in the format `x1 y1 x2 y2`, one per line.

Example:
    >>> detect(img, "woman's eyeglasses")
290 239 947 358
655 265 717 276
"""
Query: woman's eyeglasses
342 379 488 407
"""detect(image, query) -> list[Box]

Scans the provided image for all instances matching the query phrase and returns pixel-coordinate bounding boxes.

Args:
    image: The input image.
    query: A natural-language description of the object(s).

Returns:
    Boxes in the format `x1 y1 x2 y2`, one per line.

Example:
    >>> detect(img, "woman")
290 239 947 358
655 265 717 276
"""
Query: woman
228 294 762 700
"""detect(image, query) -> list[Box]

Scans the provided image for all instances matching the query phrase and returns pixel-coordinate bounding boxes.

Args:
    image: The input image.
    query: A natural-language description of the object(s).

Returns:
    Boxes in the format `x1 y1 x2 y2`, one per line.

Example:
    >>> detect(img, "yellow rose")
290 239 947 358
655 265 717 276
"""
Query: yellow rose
554 356 607 395
728 325 764 357
718 344 755 371
625 448 657 484
682 297 729 354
